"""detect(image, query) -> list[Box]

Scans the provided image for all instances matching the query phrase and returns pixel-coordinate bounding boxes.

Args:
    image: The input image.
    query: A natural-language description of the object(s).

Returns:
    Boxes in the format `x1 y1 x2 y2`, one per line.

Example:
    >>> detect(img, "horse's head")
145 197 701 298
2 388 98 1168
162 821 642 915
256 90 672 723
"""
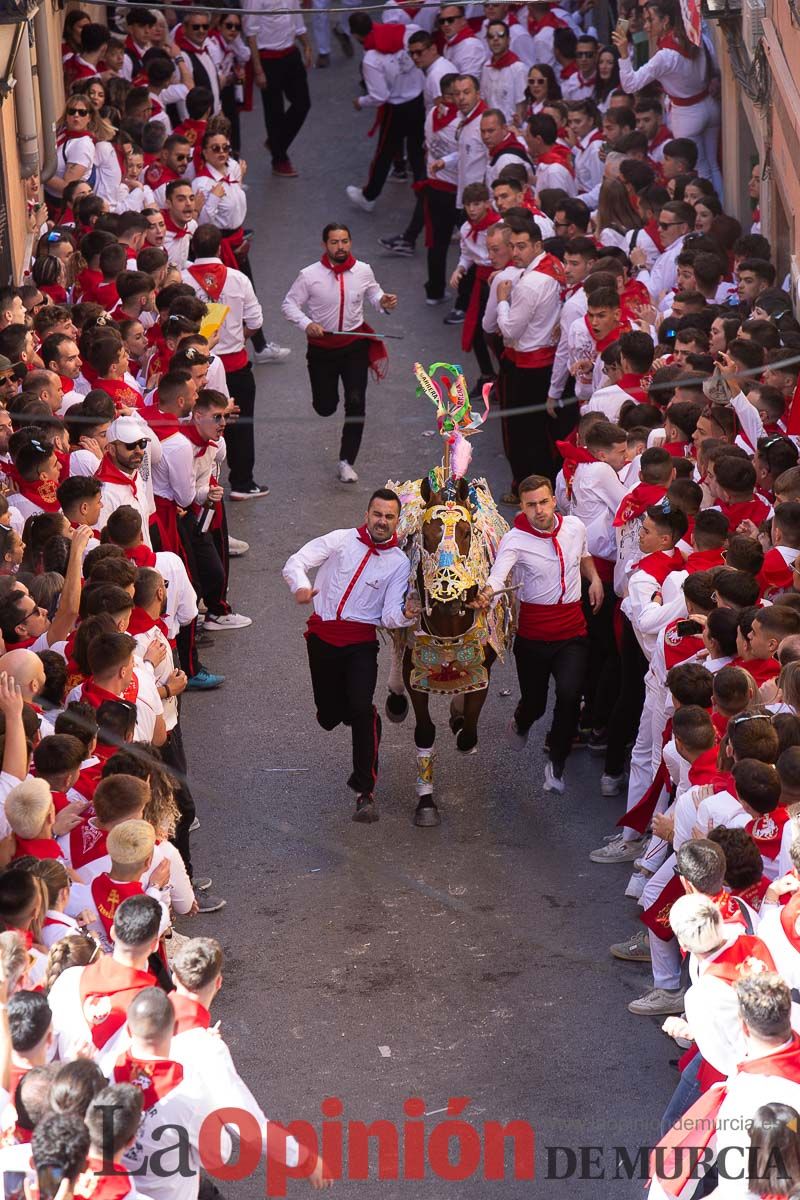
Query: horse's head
419 475 478 614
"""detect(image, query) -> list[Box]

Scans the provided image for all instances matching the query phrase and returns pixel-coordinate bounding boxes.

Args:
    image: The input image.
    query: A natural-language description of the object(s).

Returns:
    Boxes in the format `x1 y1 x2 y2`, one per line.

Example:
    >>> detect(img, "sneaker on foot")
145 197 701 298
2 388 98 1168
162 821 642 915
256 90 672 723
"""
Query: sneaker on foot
600 772 626 796
194 888 227 913
203 612 253 631
543 762 565 794
253 342 290 364
443 307 466 325
425 295 448 306
189 817 200 832
610 929 651 962
272 160 298 178
352 793 379 823
384 238 414 256
589 834 644 864
587 730 608 753
228 536 249 556
389 165 409 182
193 877 212 892
186 666 225 691
378 234 405 249
506 717 529 751
337 460 358 483
346 185 376 213
229 482 270 501
628 987 686 1016
316 52 330 67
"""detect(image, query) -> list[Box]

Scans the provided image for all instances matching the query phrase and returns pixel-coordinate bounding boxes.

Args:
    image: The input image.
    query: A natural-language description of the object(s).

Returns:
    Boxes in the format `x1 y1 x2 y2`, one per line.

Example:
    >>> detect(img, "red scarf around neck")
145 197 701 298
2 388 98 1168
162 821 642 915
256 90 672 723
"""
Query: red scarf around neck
513 511 566 598
537 143 574 175
113 1050 184 1110
613 482 666 527
467 209 501 242
644 217 665 255
161 209 190 239
356 524 398 553
446 25 479 47
459 99 487 128
584 314 624 353
127 605 168 639
686 546 725 573
432 102 458 132
124 543 157 567
555 439 597 499
171 992 211 1034
657 32 692 58
180 422 218 457
363 23 406 53
144 407 183 442
631 547 685 586
95 454 138 498
487 49 519 69
174 24 207 54
528 10 566 35
617 372 648 403
4 465 61 514
79 954 155 1049
320 252 357 275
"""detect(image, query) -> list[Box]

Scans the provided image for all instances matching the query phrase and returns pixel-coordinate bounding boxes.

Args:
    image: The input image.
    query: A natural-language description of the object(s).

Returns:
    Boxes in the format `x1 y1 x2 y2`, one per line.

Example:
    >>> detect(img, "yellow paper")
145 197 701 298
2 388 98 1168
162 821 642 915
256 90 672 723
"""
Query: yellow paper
199 303 230 340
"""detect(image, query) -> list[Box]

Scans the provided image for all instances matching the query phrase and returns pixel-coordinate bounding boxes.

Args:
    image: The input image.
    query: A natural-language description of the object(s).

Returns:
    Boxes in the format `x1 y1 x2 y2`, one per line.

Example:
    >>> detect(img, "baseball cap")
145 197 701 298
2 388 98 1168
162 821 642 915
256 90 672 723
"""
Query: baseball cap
107 416 153 444
0 354 14 373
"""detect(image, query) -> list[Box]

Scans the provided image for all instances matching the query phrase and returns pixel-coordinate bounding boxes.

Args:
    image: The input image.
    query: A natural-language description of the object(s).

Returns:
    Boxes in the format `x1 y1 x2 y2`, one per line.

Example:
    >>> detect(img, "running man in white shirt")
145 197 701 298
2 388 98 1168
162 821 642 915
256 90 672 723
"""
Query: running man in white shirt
282 489 415 823
281 223 396 483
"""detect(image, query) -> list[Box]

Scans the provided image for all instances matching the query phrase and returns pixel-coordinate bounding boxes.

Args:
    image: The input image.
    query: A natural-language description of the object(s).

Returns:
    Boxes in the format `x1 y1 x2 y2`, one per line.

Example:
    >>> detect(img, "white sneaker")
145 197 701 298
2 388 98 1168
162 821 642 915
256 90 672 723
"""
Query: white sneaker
624 870 647 899
506 718 529 751
589 834 644 864
543 762 565 794
337 460 358 482
228 536 249 557
346 185 376 213
253 342 290 364
600 772 626 796
203 612 253 631
628 987 686 1016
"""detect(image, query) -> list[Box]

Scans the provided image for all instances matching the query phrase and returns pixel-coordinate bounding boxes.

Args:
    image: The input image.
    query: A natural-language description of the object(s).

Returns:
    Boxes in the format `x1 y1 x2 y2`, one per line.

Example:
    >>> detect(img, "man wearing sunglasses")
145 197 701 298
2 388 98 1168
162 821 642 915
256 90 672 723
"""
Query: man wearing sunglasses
635 200 694 307
97 416 157 547
174 11 221 115
437 4 488 77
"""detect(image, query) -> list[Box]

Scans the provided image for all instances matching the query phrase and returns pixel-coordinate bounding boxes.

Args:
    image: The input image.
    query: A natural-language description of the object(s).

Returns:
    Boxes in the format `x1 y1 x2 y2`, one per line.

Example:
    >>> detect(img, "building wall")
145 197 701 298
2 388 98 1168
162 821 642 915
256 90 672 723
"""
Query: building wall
762 0 800 289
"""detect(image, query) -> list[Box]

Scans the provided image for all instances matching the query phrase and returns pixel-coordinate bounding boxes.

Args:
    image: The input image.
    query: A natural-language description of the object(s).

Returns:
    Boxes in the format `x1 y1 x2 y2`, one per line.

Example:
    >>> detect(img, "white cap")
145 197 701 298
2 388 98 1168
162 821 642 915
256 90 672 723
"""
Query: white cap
107 416 153 445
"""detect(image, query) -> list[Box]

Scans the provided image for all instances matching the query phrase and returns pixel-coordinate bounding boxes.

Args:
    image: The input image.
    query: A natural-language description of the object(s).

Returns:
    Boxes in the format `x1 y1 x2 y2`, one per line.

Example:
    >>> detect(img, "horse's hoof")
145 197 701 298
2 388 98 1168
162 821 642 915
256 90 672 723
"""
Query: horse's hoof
414 801 441 827
456 730 478 754
449 715 464 735
385 692 409 723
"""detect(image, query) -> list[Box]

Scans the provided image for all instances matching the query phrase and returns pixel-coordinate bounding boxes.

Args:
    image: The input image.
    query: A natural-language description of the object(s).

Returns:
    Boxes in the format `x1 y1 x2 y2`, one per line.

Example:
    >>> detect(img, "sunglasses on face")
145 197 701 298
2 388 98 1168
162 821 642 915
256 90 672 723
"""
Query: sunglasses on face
190 22 209 30
208 143 231 152
658 220 684 230
122 439 149 450
576 50 595 57
223 21 241 28
440 16 458 24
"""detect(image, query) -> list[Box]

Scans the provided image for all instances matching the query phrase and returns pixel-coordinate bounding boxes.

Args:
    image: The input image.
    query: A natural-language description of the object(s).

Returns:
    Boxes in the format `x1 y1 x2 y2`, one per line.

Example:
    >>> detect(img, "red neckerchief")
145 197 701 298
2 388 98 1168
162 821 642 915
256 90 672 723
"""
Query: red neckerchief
123 543 157 567
730 655 781 686
59 373 75 395
559 61 577 79
612 483 666 527
81 674 138 708
161 209 190 239
644 217 665 254
718 495 770 529
489 133 530 167
75 1155 134 1200
662 440 689 457
57 129 96 148
195 163 234 186
363 23 406 52
631 548 685 586
180 422 218 457
513 512 568 600
780 891 800 953
686 546 725 573
532 251 567 292
737 1035 800 1083
702 933 776 986
144 162 180 190
113 1050 184 1111
487 49 520 69
355 524 399 553
170 992 211 1034
733 875 771 913
658 32 692 58
174 24 207 54
76 266 103 303
12 836 62 861
3 465 61 513
537 143 574 176
127 605 168 639
79 954 156 1049
446 25 480 47
187 261 227 303
93 377 141 413
620 277 651 318
432 102 458 132
41 283 68 305
458 99 487 129
144 407 182 442
584 314 624 353
173 118 207 170
649 125 672 152
757 547 795 598
90 875 144 940
528 10 566 34
687 745 724 788
467 209 501 242
746 805 790 859
617 372 649 403
95 454 138 498
68 820 108 870
555 439 597 500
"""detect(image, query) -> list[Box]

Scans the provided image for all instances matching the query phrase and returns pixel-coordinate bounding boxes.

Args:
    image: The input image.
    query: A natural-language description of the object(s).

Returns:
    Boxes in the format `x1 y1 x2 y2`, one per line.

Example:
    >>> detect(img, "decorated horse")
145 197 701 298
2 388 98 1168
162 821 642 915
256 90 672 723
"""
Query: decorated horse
385 361 514 827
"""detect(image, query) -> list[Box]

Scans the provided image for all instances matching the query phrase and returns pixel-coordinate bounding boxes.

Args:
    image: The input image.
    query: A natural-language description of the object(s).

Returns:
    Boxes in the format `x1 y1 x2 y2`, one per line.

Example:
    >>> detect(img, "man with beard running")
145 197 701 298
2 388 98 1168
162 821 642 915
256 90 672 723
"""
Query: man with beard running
282 490 416 823
281 223 397 483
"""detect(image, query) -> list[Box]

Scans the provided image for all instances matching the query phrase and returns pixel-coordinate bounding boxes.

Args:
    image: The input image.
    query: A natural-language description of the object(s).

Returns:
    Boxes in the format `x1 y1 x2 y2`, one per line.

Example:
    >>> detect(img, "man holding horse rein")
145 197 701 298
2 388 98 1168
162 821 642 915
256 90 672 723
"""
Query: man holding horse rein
282 488 417 823
474 474 603 793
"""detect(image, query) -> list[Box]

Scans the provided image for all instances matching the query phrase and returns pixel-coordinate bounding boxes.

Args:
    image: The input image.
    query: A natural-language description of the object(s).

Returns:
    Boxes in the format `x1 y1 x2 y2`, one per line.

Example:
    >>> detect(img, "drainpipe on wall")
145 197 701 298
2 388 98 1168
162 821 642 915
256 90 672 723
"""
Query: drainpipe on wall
12 23 39 178
32 1 56 184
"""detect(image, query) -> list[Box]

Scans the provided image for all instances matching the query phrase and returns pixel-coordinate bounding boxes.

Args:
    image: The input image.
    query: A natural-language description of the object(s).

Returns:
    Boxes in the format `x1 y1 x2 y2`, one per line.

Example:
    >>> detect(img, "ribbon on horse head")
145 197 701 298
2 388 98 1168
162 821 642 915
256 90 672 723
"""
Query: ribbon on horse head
414 361 491 479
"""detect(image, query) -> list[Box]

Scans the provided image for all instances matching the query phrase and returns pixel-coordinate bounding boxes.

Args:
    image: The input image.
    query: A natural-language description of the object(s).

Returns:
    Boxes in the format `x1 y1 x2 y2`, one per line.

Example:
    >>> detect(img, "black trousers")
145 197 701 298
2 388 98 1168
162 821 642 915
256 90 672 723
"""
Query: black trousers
582 577 620 734
220 84 242 154
259 47 311 165
506 361 557 485
307 340 369 465
604 615 648 777
363 94 425 202
160 718 196 879
497 354 515 489
418 185 457 300
178 512 230 617
513 634 588 769
225 363 256 492
306 634 381 795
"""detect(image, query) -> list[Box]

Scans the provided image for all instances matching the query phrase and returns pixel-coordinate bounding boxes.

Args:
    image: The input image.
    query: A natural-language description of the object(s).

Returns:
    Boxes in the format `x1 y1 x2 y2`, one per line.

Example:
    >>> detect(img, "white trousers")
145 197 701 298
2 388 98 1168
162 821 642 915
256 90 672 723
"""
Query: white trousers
311 0 360 56
622 675 669 842
640 853 682 991
667 95 722 196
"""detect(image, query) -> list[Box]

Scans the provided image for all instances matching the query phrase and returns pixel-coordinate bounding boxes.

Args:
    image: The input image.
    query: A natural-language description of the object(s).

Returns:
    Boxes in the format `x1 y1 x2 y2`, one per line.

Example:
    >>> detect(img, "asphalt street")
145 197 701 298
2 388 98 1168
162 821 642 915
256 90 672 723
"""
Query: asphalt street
178 43 674 1198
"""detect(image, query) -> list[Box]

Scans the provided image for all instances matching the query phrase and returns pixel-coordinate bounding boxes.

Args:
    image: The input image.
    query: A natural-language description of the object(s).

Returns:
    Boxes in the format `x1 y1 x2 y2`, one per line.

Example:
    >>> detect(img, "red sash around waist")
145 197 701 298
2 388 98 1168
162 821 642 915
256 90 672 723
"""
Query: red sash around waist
517 600 586 641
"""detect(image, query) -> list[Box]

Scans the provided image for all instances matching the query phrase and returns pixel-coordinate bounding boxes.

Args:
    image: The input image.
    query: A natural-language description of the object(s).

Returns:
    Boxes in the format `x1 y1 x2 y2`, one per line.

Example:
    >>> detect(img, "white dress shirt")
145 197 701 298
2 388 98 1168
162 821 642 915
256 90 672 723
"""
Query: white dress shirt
573 128 604 193
193 158 247 229
487 515 588 602
242 0 306 51
164 218 198 271
357 29 424 107
281 258 385 333
439 103 489 206
442 31 489 76
283 528 411 628
549 286 588 400
495 254 561 353
570 461 627 562
424 104 458 184
382 0 437 33
482 264 518 334
182 257 263 358
422 55 456 109
479 58 528 122
619 45 710 100
151 429 196 508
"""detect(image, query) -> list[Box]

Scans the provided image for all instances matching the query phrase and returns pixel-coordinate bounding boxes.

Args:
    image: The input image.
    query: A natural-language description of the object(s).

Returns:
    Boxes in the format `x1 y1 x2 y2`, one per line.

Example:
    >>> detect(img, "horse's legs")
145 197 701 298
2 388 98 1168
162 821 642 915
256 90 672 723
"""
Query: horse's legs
403 651 440 826
455 650 497 753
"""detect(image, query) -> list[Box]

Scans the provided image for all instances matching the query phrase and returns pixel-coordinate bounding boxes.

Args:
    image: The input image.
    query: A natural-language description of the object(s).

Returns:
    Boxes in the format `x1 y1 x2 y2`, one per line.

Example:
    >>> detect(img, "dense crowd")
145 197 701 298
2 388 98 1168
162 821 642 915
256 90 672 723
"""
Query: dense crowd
4 0 800 1194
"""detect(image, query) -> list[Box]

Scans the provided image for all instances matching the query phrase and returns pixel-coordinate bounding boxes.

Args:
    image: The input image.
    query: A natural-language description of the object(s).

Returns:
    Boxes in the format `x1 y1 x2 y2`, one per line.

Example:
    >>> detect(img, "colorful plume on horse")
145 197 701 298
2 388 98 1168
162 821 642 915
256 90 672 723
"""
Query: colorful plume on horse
413 361 490 479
